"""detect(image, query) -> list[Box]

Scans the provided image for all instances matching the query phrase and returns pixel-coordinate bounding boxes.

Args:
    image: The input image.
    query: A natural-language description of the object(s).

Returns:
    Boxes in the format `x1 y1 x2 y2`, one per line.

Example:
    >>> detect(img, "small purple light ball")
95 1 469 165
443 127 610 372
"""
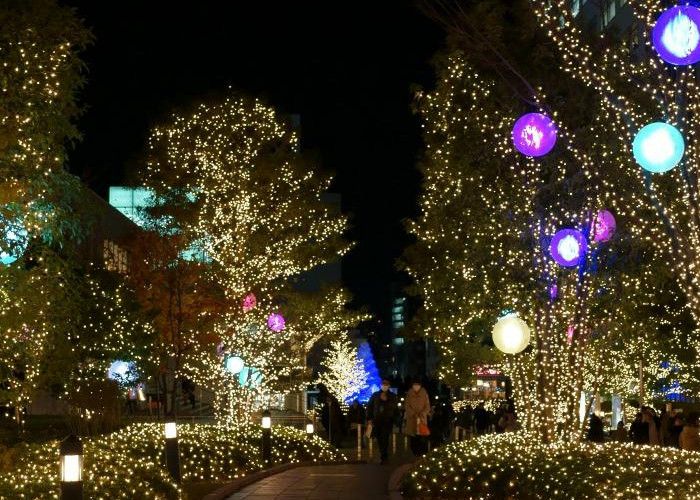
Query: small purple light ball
593 210 616 243
267 313 286 332
652 6 700 66
549 228 587 267
512 112 558 157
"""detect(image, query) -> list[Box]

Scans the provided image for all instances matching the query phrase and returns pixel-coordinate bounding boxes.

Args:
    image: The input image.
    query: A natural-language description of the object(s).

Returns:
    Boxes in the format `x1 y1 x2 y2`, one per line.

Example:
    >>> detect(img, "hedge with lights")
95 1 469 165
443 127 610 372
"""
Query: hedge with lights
0 422 345 498
402 432 700 499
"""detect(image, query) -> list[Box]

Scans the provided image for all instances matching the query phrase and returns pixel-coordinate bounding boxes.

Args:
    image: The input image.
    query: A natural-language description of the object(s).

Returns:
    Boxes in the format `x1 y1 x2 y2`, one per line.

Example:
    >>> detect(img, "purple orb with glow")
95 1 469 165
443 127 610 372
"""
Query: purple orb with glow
593 210 616 243
511 112 558 157
652 6 700 66
267 312 286 332
549 228 587 267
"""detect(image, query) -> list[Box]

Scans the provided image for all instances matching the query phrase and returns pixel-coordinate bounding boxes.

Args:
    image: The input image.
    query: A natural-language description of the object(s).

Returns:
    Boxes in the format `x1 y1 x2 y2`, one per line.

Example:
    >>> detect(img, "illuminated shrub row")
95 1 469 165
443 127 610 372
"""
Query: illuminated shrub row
402 432 700 499
0 423 345 499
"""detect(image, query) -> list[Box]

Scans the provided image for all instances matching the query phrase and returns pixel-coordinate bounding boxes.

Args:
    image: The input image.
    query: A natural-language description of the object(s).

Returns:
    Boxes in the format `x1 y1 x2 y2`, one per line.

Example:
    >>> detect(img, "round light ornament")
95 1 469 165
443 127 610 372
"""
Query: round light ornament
242 292 257 312
652 6 700 66
0 217 28 266
492 314 531 354
550 228 587 267
633 122 685 173
225 355 245 375
267 313 286 332
593 210 616 243
511 112 558 157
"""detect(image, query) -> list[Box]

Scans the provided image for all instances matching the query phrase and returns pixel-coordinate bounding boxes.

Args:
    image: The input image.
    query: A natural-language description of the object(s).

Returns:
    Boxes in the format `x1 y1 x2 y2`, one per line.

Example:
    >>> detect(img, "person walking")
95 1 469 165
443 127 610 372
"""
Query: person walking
404 378 431 456
474 402 490 435
367 379 398 464
680 413 700 451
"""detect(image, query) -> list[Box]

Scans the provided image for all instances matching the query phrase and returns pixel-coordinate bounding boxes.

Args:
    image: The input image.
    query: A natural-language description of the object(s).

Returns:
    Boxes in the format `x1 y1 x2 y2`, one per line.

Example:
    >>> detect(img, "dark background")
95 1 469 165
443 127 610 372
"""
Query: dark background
62 0 444 324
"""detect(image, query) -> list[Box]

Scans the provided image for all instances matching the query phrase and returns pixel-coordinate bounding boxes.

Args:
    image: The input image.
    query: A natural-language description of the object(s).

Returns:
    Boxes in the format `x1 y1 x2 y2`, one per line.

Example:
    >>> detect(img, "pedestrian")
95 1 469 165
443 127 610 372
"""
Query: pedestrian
612 420 627 442
587 413 604 442
404 378 431 456
680 412 700 452
630 412 649 444
643 408 660 445
347 399 365 435
367 379 398 464
670 413 685 448
474 402 490 435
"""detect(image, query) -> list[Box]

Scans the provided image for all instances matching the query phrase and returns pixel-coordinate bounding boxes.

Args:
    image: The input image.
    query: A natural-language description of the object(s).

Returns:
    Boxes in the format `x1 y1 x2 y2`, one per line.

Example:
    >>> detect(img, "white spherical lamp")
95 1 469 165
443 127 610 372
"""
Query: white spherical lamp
492 314 530 354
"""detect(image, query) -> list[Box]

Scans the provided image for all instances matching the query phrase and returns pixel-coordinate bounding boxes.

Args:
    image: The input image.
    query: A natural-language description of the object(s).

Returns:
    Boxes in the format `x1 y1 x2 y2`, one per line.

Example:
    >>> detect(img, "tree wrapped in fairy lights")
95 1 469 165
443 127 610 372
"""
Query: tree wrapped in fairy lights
144 95 363 423
405 0 699 442
316 337 368 406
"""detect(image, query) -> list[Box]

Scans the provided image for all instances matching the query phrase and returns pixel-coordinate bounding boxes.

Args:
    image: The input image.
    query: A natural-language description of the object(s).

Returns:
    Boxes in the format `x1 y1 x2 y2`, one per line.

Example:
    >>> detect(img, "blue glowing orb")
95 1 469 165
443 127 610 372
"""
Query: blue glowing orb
225 355 245 375
632 122 685 173
0 217 28 265
238 366 262 387
652 6 700 66
550 228 587 267
108 360 136 381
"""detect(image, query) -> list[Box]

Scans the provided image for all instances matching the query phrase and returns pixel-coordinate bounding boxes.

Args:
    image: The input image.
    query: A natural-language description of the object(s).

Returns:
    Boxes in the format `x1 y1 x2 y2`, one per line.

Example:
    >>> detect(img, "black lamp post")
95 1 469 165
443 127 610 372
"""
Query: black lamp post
59 435 83 500
261 410 272 465
164 420 181 482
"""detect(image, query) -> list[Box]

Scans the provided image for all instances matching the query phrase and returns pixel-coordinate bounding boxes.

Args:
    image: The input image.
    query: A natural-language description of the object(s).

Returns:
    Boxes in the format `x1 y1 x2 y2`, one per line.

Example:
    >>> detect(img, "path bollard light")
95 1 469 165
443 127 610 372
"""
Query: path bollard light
60 435 83 500
164 420 181 482
305 422 314 436
261 410 272 465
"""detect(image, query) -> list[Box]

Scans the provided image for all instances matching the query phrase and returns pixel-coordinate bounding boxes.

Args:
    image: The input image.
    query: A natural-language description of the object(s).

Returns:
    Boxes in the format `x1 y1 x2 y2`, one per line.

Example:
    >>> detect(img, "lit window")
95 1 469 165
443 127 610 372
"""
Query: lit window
103 240 128 274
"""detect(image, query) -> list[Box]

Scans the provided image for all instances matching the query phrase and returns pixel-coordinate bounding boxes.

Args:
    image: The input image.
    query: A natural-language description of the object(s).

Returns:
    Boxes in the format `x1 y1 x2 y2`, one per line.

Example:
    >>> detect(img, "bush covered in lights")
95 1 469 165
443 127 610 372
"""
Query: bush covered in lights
402 432 700 499
0 422 345 499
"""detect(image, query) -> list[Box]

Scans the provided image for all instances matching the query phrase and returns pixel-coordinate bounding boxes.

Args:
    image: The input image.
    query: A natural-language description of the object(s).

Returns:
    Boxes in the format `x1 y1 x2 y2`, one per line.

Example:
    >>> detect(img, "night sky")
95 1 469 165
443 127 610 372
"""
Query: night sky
62 1 444 322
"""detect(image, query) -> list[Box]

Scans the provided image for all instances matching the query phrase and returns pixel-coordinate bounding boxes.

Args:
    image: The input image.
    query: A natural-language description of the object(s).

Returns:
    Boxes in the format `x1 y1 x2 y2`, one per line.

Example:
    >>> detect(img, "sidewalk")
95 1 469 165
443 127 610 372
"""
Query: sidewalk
226 433 415 500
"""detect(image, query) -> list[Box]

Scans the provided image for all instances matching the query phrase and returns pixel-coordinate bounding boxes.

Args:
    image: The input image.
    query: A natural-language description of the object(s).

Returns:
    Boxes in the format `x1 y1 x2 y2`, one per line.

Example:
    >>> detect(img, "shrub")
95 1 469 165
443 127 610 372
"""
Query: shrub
402 432 700 499
0 422 345 499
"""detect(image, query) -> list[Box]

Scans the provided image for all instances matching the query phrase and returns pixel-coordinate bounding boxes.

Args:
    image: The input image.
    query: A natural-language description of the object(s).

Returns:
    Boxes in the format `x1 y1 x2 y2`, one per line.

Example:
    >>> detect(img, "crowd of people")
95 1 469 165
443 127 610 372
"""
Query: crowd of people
596 406 700 451
454 401 519 435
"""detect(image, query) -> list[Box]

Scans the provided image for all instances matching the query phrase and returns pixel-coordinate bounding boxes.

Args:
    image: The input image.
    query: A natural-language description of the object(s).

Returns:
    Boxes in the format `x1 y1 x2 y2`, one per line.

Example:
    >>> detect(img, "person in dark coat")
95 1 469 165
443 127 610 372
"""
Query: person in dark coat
630 412 649 444
367 379 398 464
320 386 344 448
474 402 490 435
587 414 604 442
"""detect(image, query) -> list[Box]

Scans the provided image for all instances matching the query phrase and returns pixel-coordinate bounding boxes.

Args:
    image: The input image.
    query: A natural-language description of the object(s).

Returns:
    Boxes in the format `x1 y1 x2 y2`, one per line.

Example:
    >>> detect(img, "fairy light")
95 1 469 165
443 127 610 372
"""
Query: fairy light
315 337 368 405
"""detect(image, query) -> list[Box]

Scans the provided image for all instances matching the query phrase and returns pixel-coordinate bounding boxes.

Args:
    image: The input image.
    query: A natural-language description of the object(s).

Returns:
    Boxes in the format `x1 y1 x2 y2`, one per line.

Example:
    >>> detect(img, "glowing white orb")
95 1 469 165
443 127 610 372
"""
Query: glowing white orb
225 355 245 375
492 314 530 355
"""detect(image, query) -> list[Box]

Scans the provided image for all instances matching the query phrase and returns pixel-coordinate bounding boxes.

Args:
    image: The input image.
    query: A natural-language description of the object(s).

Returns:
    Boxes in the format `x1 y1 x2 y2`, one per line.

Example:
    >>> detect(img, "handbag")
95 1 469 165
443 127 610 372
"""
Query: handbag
417 418 431 437
364 422 373 439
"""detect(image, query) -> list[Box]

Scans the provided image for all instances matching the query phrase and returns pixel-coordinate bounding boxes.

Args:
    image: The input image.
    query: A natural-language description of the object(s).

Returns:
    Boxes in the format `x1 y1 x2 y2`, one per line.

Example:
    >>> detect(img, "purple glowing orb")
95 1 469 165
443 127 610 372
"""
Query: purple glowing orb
267 313 286 332
652 6 700 66
549 228 587 267
593 210 616 243
512 113 557 157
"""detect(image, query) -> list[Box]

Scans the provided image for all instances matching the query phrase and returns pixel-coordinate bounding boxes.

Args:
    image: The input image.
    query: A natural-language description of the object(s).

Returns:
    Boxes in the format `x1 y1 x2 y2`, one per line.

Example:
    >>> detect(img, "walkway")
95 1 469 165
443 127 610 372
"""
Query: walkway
226 463 397 500
226 433 415 500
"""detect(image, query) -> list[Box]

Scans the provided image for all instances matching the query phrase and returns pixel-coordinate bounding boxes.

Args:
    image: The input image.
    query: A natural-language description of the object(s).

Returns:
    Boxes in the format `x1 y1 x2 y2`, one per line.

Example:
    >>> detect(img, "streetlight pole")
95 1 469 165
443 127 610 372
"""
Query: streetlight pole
261 410 272 465
164 420 181 482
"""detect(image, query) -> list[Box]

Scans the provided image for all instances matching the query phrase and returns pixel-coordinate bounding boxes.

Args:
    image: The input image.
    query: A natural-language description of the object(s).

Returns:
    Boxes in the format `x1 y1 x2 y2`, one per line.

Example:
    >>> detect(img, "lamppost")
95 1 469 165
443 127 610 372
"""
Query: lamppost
59 435 83 500
305 421 314 437
164 420 181 482
261 410 272 465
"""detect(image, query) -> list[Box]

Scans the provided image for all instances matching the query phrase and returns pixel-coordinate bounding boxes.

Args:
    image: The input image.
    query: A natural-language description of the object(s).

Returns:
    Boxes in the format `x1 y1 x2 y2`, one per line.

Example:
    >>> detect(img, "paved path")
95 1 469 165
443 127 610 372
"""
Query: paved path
226 463 399 499
227 434 415 499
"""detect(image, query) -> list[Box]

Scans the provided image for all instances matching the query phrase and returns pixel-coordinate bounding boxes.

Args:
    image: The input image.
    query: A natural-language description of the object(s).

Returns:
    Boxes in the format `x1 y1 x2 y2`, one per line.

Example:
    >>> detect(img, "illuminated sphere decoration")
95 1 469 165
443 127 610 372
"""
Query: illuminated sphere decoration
267 313 285 332
242 292 257 313
0 217 28 266
511 112 558 157
108 360 135 382
225 355 245 375
652 6 700 66
593 209 616 243
632 122 685 173
550 228 587 267
492 313 530 354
